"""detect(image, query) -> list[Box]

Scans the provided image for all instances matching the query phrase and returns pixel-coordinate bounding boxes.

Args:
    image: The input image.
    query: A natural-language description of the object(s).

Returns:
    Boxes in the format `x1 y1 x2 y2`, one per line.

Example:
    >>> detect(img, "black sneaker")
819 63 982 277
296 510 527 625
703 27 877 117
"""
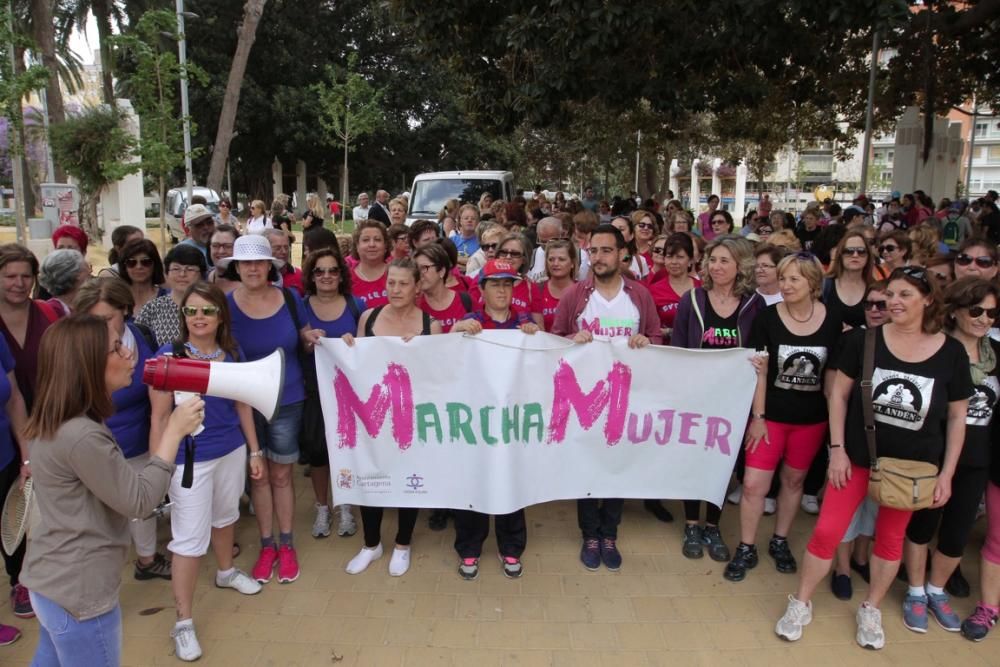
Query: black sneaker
831 573 853 600
850 558 871 584
768 537 797 574
600 538 622 571
580 538 601 571
946 565 971 599
723 543 758 582
643 499 674 523
701 526 730 562
428 509 449 531
682 524 704 559
134 553 172 581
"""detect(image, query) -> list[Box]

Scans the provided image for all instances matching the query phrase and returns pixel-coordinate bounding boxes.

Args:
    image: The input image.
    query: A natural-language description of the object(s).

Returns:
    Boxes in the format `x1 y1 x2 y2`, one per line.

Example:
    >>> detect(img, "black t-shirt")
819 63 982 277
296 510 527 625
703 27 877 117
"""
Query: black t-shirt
837 327 973 468
822 278 865 330
795 226 822 251
961 337 1000 469
749 304 842 425
701 297 740 349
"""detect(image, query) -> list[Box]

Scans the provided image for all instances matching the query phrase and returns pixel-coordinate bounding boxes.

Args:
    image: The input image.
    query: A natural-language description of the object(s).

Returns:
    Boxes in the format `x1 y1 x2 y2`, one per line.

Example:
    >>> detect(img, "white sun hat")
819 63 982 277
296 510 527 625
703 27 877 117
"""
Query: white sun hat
215 234 285 271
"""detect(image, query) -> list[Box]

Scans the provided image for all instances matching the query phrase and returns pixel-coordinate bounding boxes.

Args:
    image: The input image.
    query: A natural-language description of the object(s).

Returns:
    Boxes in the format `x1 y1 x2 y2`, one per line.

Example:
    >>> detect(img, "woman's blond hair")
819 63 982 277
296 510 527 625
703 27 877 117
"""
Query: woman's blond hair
700 236 756 297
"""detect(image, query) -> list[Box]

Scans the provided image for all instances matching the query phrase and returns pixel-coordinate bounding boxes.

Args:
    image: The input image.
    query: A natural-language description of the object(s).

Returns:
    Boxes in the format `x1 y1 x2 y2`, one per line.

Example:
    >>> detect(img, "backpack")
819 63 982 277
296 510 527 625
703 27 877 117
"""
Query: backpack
942 214 960 248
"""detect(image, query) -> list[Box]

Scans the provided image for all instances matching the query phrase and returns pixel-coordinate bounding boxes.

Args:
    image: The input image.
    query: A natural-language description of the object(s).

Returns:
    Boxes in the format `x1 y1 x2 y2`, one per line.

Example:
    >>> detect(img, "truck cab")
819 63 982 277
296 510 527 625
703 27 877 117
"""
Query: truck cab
406 171 515 225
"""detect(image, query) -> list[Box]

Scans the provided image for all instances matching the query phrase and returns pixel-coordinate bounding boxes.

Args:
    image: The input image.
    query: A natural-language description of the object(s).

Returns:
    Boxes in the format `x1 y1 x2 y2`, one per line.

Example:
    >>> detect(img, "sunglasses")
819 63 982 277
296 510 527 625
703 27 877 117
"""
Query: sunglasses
497 249 523 259
312 267 341 277
636 222 655 230
841 247 868 257
878 244 899 254
968 306 1000 319
652 246 667 255
712 218 728 225
125 257 153 268
891 265 930 289
480 243 498 252
955 254 997 269
181 305 220 317
865 300 888 312
757 227 773 235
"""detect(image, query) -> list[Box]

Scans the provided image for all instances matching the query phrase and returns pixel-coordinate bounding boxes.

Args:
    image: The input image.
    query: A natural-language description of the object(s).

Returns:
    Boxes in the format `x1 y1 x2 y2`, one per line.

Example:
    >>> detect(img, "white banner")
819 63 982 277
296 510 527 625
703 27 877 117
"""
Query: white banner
316 331 756 515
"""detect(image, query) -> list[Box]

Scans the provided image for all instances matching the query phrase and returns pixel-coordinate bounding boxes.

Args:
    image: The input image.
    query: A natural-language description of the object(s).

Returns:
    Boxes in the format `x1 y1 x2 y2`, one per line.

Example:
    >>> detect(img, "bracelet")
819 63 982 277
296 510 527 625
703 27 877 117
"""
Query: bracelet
21 459 28 466
828 443 844 450
751 413 766 420
249 451 264 459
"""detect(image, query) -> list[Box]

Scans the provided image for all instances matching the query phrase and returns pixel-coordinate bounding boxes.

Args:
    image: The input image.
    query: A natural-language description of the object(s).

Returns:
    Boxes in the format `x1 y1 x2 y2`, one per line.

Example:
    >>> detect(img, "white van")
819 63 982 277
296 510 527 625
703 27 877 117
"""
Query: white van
406 170 515 225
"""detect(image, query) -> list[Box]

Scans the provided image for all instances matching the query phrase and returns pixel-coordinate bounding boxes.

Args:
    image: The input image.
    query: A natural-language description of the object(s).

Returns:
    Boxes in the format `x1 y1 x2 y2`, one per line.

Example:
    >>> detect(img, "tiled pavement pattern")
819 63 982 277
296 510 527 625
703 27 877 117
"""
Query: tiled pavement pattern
2 483 999 665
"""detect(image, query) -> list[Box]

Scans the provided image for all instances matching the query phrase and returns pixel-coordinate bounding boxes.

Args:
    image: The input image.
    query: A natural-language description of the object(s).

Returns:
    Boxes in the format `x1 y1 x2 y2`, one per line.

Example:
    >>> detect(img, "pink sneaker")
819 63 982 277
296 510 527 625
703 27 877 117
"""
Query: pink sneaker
252 545 278 583
0 623 21 646
277 544 300 583
10 584 33 619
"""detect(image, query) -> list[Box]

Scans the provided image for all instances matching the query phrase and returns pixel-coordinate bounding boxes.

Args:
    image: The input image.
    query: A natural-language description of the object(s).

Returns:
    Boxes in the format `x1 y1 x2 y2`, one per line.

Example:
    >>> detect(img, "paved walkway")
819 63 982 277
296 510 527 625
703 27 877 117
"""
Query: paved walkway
2 481 999 666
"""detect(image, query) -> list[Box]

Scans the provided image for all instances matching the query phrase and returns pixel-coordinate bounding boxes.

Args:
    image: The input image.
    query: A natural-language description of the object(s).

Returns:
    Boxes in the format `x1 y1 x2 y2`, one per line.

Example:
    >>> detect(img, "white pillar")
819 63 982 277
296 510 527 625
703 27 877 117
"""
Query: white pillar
317 177 328 204
101 99 145 247
295 160 307 213
735 160 748 223
689 159 701 213
271 159 283 203
711 158 722 202
668 159 680 199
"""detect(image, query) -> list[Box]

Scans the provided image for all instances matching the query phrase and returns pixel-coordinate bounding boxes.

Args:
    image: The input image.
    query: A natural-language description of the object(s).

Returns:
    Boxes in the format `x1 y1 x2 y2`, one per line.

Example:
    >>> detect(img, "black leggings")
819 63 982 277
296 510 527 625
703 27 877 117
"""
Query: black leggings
684 500 722 525
360 506 419 549
906 464 989 558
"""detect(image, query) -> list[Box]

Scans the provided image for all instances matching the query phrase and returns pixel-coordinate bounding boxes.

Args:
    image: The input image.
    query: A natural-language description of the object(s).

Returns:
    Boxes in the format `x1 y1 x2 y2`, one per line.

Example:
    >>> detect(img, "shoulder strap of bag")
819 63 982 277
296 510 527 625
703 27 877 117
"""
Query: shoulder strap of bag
458 290 473 313
861 327 878 467
345 296 362 322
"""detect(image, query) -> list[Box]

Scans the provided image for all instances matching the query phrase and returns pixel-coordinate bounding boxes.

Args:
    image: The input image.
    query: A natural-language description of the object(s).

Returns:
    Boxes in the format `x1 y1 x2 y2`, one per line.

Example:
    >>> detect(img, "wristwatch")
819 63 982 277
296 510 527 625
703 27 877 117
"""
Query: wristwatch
249 450 264 459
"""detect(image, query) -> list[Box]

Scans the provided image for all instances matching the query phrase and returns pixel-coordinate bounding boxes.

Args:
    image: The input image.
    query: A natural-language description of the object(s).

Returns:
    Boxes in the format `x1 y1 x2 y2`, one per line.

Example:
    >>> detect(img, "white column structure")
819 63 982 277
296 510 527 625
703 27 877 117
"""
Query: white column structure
271 159 283 202
295 160 307 212
711 158 722 200
689 159 701 212
668 159 680 199
317 177 329 204
735 160 748 222
100 99 145 248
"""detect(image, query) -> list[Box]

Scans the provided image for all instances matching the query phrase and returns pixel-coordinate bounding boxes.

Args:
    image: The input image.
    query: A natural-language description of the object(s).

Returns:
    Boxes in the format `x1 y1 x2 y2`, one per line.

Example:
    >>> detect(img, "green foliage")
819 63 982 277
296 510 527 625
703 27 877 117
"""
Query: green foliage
312 53 384 149
48 105 139 199
0 5 49 157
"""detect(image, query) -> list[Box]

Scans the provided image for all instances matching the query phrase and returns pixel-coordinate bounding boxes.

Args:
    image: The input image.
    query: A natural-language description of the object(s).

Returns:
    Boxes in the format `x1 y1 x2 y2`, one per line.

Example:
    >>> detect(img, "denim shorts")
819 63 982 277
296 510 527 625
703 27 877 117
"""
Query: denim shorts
253 401 303 465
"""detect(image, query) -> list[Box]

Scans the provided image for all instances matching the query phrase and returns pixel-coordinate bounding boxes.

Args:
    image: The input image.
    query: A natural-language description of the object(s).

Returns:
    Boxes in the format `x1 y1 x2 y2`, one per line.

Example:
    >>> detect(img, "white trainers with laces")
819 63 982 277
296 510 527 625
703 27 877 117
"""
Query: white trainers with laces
764 498 777 515
171 622 202 662
215 568 262 595
337 504 358 537
775 594 813 641
856 602 886 649
800 495 820 515
312 504 332 538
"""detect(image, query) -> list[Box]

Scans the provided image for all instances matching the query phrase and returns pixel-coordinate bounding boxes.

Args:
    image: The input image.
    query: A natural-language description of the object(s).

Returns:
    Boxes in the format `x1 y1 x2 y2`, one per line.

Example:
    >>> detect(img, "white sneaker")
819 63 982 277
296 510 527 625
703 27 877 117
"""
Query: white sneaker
775 594 812 642
346 544 383 574
337 504 358 537
856 602 885 649
215 568 262 595
727 484 743 505
312 504 332 538
389 547 410 577
800 495 820 515
171 622 202 662
764 498 777 515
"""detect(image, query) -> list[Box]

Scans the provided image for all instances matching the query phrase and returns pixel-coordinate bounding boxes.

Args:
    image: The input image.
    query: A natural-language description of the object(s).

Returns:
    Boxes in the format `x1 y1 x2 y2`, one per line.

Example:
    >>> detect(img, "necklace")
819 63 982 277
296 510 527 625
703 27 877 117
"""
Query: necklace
184 341 224 361
786 301 815 323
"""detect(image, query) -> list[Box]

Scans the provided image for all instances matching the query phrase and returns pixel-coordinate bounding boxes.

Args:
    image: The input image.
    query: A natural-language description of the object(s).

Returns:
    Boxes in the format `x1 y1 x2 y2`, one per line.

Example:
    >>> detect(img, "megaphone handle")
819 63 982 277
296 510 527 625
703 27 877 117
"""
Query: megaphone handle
174 391 204 436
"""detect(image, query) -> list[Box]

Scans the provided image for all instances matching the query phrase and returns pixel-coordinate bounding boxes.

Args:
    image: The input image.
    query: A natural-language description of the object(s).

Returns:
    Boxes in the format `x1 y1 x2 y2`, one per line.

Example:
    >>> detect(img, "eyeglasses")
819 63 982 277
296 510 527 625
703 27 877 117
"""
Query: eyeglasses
968 306 1000 319
181 305 221 317
712 218 727 225
416 264 437 274
107 339 130 358
955 254 997 269
841 247 868 257
219 202 230 209
864 300 888 312
210 242 234 252
878 244 899 254
757 227 773 235
312 267 341 277
652 246 667 256
480 243 498 252
755 263 777 271
168 265 201 276
125 257 153 268
497 249 523 259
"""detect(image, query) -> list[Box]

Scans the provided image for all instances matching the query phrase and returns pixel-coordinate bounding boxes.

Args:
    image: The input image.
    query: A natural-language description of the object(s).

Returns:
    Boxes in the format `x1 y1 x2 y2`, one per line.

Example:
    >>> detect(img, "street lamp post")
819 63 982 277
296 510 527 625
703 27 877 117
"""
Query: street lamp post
176 0 193 205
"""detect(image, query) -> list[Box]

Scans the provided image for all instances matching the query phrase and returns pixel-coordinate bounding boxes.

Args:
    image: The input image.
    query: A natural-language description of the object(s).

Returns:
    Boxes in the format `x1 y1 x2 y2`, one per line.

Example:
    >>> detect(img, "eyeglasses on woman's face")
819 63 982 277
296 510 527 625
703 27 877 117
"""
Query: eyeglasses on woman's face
182 305 220 317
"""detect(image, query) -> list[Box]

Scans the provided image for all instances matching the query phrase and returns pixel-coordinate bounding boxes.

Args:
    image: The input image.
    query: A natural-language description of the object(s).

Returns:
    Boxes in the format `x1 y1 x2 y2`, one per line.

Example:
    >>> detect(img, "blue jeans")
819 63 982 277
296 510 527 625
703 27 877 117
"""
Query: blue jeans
29 591 121 667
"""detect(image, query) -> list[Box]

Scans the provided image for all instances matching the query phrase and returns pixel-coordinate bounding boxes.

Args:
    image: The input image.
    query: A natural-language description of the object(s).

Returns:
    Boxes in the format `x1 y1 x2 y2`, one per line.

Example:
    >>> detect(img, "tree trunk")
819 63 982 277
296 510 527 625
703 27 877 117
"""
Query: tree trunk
207 0 268 193
92 0 115 104
341 138 348 228
29 0 66 181
642 157 657 201
80 190 100 243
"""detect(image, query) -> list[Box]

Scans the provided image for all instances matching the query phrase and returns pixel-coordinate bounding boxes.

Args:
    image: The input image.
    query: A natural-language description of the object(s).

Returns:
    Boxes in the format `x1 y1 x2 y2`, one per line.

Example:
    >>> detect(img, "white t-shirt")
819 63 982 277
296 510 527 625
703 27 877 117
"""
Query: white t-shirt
758 289 783 306
245 216 271 235
353 205 369 221
576 279 640 339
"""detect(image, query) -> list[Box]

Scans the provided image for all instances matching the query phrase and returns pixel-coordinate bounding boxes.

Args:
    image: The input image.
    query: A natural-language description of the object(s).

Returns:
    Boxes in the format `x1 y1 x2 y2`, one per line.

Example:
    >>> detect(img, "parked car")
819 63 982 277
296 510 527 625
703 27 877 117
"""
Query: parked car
165 186 221 241
406 171 515 225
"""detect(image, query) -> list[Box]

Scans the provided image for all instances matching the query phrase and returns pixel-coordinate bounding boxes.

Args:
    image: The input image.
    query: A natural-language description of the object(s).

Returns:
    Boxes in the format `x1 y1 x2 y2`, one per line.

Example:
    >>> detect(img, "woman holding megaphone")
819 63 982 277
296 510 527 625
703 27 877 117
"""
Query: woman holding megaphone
148 282 265 662
19 315 203 667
